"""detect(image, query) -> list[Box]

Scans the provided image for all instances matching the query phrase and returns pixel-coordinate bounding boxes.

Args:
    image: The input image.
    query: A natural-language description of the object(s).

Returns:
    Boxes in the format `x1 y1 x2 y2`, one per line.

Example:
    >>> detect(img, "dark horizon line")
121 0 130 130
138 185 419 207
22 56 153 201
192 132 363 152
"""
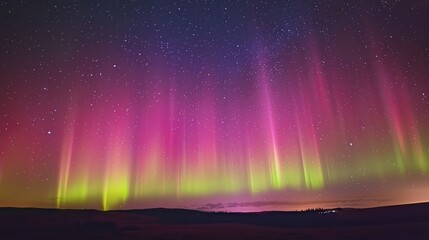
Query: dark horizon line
1 201 428 214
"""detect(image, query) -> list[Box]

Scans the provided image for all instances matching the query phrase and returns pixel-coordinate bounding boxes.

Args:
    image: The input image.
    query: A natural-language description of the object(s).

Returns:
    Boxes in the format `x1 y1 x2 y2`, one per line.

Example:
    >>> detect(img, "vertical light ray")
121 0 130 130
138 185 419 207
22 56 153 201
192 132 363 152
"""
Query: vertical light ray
177 122 186 198
56 108 76 208
257 55 282 189
62 119 103 205
167 84 181 197
295 89 324 190
408 108 428 173
393 71 428 173
309 41 335 126
101 95 132 210
296 128 324 190
245 143 257 193
412 136 428 173
244 132 262 193
102 142 131 210
375 64 406 174
136 128 162 197
195 88 220 193
264 84 282 189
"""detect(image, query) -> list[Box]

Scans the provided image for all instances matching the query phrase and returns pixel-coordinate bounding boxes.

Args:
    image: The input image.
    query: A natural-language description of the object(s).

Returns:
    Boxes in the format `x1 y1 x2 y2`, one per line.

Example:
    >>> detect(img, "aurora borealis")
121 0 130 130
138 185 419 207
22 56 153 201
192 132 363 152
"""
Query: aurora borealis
0 1 428 212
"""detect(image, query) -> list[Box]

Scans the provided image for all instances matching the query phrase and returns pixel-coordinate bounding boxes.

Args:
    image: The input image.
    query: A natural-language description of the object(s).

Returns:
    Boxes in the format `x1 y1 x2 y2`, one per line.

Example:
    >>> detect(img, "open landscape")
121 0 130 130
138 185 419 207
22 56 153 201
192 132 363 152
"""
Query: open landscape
1 1 428 239
1 202 429 240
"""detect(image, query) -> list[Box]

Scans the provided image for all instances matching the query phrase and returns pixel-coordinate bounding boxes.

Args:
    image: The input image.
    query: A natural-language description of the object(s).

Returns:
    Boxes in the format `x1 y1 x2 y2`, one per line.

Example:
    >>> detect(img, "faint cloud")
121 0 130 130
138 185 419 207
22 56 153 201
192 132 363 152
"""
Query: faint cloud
196 198 391 211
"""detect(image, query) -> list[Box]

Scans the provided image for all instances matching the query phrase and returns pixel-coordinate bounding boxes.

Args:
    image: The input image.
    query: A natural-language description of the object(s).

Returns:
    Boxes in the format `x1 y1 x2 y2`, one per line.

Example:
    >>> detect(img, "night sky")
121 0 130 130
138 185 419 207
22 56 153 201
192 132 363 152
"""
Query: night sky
1 0 429 212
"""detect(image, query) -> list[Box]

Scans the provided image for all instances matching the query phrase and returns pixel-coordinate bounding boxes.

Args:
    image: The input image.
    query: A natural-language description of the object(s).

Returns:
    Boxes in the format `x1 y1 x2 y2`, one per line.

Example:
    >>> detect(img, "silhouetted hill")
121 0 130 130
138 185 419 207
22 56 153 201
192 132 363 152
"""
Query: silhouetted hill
1 202 429 239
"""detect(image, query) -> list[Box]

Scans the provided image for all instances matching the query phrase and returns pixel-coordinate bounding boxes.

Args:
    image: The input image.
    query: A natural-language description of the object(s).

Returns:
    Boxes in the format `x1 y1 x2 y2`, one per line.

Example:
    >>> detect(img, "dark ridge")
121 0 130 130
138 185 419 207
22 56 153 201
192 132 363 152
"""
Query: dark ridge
1 202 429 239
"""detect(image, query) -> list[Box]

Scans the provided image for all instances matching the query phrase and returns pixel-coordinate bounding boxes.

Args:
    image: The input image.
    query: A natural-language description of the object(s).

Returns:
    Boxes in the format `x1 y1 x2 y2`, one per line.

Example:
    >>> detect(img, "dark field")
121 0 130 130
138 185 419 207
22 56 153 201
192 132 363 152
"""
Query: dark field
1 202 429 239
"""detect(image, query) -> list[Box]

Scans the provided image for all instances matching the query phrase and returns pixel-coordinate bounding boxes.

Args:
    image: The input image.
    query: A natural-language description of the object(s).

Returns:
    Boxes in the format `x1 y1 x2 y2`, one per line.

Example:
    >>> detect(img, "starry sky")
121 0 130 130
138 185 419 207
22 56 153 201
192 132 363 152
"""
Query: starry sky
0 0 429 212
